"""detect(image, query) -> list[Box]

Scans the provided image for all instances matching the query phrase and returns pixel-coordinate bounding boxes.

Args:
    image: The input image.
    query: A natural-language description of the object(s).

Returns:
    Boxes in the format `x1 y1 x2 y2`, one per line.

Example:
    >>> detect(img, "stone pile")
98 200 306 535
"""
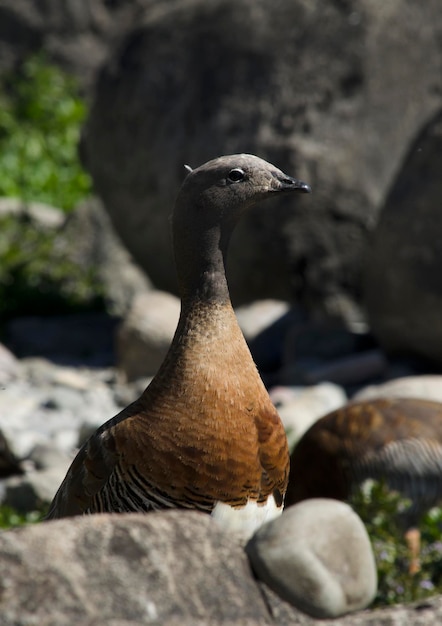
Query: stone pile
2 291 442 621
1 509 442 625
0 0 441 620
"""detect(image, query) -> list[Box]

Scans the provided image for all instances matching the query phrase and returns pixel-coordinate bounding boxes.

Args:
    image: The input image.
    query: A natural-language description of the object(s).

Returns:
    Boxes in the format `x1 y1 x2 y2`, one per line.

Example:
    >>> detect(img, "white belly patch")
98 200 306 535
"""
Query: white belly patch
211 495 282 538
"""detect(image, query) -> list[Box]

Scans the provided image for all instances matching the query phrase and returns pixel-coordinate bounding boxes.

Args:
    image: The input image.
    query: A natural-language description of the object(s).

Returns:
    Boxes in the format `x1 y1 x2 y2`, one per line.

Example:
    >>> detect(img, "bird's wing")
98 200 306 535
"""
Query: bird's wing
254 405 290 505
45 401 140 519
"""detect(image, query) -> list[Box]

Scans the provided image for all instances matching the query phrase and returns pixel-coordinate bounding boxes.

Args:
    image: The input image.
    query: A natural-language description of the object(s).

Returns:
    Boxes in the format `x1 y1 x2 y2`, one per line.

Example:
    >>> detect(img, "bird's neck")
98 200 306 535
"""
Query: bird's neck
142 207 266 422
180 260 230 307
174 219 233 306
143 294 256 412
167 198 249 369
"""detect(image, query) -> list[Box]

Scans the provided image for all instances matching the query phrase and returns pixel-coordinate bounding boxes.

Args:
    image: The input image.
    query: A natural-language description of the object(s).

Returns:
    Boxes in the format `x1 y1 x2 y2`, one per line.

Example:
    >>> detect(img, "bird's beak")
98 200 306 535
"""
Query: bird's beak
275 173 311 194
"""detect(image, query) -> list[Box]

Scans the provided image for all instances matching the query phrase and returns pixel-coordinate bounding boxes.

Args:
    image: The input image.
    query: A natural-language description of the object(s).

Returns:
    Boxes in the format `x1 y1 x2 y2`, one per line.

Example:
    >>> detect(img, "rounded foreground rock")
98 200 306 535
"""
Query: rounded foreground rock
246 498 377 619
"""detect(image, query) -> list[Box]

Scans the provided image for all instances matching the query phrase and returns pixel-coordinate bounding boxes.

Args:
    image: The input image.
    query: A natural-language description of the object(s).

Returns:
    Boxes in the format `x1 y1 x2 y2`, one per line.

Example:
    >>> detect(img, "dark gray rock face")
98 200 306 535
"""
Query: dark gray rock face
82 0 441 311
61 198 152 318
364 111 442 364
2 0 441 342
0 0 143 90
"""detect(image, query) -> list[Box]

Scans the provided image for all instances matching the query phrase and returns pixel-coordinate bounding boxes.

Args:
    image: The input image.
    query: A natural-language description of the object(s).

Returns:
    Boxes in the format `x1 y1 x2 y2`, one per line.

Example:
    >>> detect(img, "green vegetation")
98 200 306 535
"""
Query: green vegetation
352 480 442 607
0 505 45 529
0 54 102 322
0 213 104 320
0 53 92 211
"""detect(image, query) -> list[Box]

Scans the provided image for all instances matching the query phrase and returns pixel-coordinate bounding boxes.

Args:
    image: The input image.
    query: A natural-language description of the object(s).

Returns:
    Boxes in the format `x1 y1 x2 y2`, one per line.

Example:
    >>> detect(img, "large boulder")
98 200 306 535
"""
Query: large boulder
1 511 442 624
116 290 180 381
61 198 152 317
82 0 441 312
0 511 291 625
364 111 442 364
0 0 141 90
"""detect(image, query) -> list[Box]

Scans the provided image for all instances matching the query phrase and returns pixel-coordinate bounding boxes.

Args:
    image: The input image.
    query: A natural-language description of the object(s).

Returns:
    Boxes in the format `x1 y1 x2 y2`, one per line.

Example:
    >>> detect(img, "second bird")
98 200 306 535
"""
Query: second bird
45 153 311 537
286 397 442 573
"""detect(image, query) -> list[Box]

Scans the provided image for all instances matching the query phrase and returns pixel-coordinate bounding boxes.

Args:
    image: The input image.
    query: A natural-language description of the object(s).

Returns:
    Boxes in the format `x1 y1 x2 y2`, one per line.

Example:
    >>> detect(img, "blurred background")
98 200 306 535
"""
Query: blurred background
0 0 441 372
0 0 442 607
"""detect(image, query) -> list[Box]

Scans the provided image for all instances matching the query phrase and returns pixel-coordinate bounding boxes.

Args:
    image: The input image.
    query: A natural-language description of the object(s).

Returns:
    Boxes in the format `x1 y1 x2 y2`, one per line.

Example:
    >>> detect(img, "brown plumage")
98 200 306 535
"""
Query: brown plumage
286 397 442 572
45 154 311 535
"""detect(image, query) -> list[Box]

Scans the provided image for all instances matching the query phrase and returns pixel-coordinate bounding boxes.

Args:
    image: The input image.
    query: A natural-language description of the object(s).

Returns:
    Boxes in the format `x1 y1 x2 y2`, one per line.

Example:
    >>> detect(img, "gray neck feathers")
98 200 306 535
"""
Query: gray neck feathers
172 195 236 305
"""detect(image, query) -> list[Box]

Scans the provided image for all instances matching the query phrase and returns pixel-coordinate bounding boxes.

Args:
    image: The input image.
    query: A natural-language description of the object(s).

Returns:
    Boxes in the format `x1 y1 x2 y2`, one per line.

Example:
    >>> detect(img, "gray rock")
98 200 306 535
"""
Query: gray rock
21 357 114 389
0 362 120 459
264 587 442 626
61 197 153 317
300 349 388 387
28 443 73 471
246 499 377 619
47 365 102 391
0 198 152 324
111 375 152 410
354 375 442 403
0 511 284 625
0 384 49 457
0 342 20 385
282 318 371 363
43 385 88 413
365 110 442 364
116 290 181 381
0 502 441 623
43 384 119 433
82 0 441 317
0 0 141 91
277 349 388 389
3 465 69 512
0 197 65 229
235 299 290 341
270 383 347 449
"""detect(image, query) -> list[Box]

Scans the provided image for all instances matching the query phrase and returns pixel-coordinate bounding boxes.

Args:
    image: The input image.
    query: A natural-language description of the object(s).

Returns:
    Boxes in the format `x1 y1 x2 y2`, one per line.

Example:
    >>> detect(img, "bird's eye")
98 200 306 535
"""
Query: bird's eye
227 168 245 183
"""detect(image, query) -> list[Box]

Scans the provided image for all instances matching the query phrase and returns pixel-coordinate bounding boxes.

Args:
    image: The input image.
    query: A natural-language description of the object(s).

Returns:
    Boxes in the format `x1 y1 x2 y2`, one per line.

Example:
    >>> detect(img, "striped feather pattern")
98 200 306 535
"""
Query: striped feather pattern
88 464 215 514
287 397 442 527
354 438 442 520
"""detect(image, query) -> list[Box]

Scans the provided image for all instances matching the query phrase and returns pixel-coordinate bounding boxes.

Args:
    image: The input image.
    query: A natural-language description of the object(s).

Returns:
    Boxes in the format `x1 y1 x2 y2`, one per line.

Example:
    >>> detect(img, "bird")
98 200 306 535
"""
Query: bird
45 153 311 536
286 396 442 573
